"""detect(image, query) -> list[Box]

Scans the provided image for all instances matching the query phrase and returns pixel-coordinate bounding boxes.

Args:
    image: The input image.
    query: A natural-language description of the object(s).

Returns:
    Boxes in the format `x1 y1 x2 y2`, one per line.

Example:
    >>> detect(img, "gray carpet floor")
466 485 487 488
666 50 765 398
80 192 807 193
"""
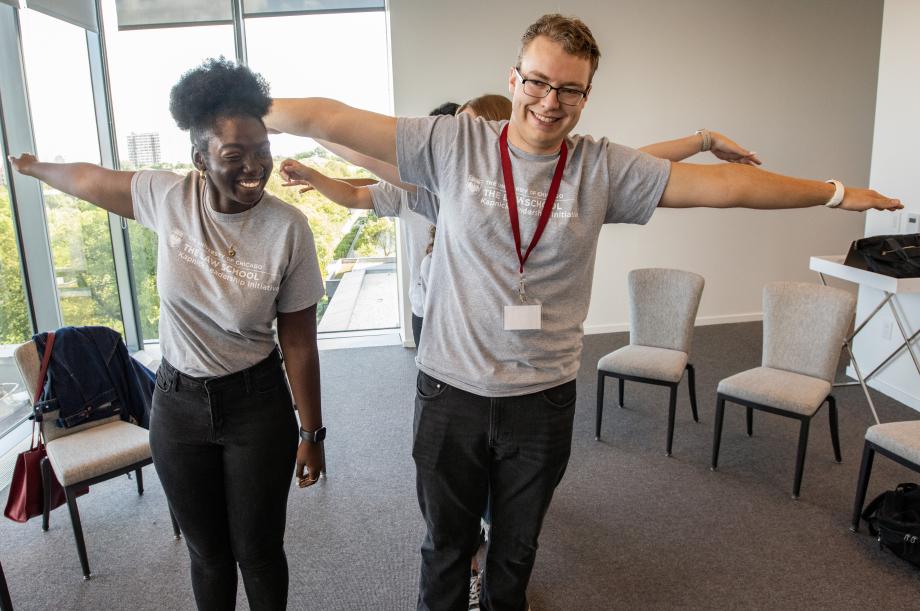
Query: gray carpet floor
1 322 918 610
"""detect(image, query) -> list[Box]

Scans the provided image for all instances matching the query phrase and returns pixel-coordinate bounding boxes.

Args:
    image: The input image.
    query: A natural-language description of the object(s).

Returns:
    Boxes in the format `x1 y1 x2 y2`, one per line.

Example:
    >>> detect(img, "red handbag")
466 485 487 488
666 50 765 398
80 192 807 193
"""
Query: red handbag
3 333 74 523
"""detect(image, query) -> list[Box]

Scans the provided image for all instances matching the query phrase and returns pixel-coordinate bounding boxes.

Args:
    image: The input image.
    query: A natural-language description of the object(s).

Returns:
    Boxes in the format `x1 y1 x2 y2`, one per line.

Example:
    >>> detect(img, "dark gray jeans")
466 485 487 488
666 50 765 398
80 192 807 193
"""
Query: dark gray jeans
413 371 576 611
149 349 298 611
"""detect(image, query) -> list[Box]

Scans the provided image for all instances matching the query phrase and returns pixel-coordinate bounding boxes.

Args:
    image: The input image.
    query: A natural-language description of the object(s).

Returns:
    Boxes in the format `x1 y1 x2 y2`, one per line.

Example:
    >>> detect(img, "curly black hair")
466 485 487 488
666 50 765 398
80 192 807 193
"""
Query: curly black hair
169 57 271 149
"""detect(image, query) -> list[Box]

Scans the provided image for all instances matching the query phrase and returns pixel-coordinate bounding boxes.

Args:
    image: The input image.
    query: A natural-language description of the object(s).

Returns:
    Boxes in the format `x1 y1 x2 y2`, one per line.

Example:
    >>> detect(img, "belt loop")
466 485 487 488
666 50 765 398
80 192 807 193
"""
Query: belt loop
243 368 251 394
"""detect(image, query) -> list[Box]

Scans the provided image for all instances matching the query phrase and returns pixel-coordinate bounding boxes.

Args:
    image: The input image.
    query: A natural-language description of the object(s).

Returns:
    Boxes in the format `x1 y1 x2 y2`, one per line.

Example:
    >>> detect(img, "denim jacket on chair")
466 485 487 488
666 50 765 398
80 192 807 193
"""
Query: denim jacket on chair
33 326 155 429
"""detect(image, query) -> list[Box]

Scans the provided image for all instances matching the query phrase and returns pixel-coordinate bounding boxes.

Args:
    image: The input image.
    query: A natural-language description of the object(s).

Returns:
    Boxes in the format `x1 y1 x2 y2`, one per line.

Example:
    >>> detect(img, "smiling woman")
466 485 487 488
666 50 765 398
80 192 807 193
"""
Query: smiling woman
7 57 327 611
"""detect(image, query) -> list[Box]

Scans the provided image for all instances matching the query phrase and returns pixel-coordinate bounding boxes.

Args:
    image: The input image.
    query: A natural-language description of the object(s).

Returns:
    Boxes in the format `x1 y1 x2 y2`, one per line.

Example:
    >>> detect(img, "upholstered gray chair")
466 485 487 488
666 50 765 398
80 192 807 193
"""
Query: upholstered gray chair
850 421 920 532
14 340 179 580
596 268 705 456
711 282 855 499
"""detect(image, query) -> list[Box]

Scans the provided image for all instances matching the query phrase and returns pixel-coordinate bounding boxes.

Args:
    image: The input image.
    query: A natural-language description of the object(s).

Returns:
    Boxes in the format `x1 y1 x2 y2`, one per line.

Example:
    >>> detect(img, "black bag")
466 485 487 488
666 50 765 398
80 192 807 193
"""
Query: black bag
861 483 920 567
852 234 920 278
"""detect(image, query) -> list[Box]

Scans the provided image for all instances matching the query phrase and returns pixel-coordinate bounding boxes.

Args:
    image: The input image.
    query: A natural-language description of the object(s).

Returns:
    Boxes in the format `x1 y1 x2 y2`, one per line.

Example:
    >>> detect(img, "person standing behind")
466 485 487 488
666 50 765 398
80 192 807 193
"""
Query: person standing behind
10 58 326 610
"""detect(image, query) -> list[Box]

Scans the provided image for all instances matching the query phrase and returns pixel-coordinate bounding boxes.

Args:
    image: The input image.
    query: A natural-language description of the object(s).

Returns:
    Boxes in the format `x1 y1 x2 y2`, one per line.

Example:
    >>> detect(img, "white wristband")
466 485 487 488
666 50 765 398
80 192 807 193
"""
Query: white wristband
694 129 711 152
824 179 845 208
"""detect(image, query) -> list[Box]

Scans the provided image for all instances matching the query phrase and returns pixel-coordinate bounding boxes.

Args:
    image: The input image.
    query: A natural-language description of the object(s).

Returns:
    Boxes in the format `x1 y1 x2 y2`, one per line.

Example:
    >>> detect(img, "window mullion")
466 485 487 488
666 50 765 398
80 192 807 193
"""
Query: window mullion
86 11 142 350
0 5 62 333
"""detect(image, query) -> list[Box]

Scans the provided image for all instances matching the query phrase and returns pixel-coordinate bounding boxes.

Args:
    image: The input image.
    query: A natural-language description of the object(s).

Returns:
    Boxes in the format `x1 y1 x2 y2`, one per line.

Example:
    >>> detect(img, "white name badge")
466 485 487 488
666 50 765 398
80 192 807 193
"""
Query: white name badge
503 304 542 331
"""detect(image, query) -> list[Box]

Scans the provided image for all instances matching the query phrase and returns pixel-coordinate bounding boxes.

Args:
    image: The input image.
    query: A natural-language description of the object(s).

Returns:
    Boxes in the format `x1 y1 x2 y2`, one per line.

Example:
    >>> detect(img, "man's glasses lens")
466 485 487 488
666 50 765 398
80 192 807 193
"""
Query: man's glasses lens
519 74 585 105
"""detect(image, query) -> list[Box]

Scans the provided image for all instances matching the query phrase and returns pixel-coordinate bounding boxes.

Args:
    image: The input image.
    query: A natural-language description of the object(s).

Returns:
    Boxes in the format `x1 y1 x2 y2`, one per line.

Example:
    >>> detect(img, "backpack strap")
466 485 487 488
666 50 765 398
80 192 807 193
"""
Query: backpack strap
861 490 889 536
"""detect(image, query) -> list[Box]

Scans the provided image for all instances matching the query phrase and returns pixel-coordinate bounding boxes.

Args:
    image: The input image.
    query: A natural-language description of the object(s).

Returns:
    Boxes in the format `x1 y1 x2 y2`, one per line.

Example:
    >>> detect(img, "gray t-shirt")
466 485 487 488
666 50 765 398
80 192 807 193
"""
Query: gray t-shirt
397 114 670 396
368 181 434 317
132 170 325 377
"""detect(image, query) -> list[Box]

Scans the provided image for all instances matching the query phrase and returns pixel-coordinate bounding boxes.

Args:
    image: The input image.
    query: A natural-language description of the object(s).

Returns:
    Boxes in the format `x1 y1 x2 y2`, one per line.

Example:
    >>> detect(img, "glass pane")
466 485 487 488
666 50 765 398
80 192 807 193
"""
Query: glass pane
243 0 384 16
101 0 235 342
0 142 34 438
246 12 397 332
113 0 231 30
19 9 125 335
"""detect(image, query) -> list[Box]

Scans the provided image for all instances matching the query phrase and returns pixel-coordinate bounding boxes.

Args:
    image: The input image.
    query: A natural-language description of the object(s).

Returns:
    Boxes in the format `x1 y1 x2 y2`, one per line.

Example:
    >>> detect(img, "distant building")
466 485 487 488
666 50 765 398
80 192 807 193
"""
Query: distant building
127 132 161 167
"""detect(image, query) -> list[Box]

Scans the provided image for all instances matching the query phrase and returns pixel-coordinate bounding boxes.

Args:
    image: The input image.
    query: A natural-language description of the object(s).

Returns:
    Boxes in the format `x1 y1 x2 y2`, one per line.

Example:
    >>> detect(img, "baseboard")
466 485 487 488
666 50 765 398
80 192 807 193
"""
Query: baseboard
845 366 920 412
584 311 763 336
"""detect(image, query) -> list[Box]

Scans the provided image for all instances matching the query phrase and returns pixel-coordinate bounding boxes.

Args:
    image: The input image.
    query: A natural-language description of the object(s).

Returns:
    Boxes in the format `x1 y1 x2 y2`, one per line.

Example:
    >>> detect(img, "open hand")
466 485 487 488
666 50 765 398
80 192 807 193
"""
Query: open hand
295 440 325 488
7 153 39 176
839 187 902 212
279 158 317 192
709 132 761 166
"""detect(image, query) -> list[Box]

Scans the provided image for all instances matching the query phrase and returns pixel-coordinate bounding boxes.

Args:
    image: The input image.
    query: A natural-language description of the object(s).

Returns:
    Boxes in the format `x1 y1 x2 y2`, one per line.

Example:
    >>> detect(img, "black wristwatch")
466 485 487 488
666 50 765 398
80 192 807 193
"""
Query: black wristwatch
299 426 326 443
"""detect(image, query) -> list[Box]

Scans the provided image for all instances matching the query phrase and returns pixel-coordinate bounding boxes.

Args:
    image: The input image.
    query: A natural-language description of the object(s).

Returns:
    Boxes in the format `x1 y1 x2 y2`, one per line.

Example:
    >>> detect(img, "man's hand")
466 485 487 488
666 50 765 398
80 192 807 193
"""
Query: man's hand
839 187 903 212
296 440 325 488
8 153 39 177
709 133 761 166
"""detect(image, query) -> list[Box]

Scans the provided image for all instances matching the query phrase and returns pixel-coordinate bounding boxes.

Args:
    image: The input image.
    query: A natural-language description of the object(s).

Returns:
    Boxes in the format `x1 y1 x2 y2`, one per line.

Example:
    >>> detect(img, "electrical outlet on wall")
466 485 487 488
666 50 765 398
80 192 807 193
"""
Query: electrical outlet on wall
881 319 894 341
902 212 920 234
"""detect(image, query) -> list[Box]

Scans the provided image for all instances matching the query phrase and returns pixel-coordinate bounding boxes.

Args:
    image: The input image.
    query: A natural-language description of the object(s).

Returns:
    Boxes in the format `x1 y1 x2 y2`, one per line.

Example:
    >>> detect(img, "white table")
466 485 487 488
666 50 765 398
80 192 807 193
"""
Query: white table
810 255 920 424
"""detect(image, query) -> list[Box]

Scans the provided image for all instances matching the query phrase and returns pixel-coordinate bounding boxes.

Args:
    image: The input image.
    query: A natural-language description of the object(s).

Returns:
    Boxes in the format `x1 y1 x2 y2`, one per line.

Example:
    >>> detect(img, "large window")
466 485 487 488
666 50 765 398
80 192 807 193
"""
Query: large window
101 0 235 342
19 9 124 335
101 2 397 338
246 11 397 332
0 142 33 438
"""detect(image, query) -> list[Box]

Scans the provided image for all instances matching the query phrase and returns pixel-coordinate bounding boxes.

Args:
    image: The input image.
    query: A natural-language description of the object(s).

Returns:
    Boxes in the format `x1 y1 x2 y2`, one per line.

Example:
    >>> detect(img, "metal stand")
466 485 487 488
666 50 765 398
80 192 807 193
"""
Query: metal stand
818 270 920 425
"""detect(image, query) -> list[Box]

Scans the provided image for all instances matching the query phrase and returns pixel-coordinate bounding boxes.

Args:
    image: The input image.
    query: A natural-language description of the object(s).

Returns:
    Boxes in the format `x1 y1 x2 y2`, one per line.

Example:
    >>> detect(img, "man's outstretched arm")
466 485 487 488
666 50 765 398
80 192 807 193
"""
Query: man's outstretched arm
659 162 902 212
266 98 398 167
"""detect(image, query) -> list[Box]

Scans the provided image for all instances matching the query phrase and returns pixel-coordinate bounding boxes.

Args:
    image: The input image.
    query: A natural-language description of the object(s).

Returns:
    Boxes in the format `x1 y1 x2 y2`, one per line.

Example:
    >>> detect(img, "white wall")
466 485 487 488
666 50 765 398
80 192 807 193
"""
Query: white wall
852 0 920 411
387 0 883 332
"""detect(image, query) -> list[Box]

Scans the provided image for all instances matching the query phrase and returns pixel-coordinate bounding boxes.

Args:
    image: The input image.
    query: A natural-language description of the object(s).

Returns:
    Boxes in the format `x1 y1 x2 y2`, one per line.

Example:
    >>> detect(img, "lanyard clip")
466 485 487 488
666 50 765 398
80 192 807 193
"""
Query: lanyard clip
518 274 527 303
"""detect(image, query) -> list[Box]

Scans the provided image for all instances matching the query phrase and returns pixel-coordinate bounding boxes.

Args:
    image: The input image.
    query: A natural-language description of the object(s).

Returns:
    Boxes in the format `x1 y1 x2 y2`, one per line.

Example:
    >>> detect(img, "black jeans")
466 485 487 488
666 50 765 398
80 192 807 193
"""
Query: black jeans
149 349 298 611
412 371 576 611
412 314 424 349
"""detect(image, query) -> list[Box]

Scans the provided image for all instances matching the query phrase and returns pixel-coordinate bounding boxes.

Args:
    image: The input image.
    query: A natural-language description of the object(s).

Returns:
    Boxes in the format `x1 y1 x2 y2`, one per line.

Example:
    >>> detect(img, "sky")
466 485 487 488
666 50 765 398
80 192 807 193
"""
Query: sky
19 2 393 165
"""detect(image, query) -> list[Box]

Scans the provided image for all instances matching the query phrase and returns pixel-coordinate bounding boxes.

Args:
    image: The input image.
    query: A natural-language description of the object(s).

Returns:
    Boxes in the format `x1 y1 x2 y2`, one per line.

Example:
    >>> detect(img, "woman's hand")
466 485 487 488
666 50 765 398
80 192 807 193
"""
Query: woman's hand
709 132 762 166
7 153 39 177
279 158 317 193
296 440 325 488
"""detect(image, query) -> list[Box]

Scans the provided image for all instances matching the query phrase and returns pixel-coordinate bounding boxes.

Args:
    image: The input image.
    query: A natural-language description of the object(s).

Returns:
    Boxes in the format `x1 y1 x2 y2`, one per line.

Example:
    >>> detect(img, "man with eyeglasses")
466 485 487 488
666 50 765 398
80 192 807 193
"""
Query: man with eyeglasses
268 13 901 611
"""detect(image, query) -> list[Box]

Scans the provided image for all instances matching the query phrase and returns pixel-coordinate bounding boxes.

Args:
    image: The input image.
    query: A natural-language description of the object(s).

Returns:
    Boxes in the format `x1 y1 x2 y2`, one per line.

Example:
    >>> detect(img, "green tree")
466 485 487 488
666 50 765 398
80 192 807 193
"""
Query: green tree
353 214 396 257
0 187 31 343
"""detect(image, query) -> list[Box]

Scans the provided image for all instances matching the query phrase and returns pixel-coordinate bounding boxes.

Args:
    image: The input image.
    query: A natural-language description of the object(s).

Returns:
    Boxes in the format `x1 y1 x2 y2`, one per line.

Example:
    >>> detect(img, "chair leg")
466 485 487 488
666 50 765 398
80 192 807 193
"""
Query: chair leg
618 377 624 408
827 396 841 463
850 442 875 533
595 371 605 440
746 407 753 437
792 418 811 500
0 559 12 611
64 486 91 580
686 364 699 422
666 385 677 457
711 395 726 471
135 468 144 495
40 457 53 532
169 507 181 540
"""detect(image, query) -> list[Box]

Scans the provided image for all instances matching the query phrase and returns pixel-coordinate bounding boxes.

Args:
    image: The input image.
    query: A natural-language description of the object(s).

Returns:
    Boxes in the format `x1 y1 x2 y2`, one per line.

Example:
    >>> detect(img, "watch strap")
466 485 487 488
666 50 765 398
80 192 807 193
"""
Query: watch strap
299 426 326 443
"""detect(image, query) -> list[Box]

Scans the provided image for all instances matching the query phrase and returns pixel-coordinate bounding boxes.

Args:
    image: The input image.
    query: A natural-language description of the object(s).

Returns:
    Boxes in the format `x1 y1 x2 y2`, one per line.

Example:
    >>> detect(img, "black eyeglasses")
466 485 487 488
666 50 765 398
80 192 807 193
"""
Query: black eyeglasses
514 68 588 106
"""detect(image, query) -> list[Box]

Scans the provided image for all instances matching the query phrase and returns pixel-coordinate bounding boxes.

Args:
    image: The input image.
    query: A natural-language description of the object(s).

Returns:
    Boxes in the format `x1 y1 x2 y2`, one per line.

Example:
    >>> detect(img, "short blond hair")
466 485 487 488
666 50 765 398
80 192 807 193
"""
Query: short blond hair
518 14 600 81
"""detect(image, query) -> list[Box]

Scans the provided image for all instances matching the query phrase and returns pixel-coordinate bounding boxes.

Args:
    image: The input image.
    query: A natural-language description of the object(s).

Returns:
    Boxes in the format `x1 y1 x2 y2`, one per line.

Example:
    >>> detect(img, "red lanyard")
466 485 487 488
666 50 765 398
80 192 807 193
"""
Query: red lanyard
499 124 568 275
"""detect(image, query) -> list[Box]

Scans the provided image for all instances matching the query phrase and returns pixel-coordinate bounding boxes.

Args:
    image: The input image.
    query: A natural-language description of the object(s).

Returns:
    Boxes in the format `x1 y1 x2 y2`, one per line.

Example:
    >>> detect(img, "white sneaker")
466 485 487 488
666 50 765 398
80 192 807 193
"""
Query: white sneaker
468 569 481 610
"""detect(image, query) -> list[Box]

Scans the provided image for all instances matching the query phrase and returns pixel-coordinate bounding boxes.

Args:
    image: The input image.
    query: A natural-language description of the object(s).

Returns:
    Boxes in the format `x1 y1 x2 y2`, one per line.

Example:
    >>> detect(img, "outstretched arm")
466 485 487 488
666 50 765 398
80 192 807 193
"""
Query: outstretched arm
8 154 135 218
266 98 398 167
640 131 761 165
659 162 902 212
315 139 417 193
279 159 374 209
